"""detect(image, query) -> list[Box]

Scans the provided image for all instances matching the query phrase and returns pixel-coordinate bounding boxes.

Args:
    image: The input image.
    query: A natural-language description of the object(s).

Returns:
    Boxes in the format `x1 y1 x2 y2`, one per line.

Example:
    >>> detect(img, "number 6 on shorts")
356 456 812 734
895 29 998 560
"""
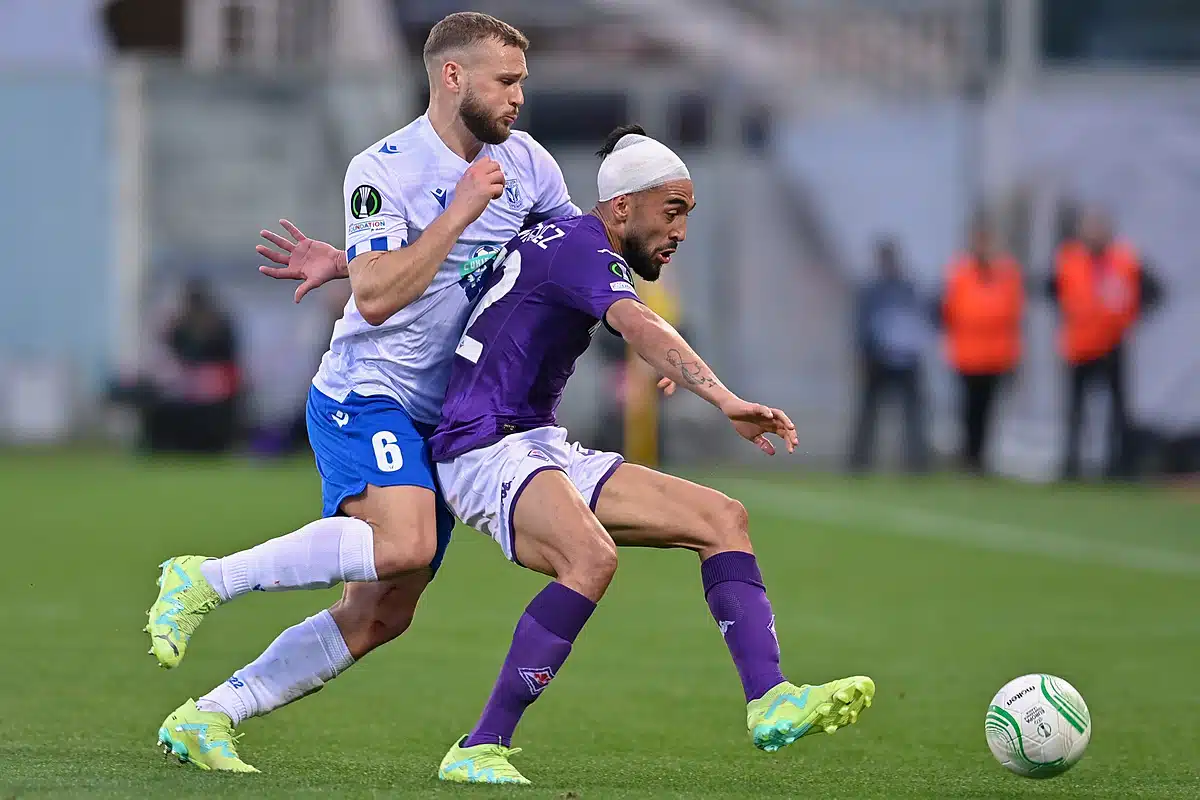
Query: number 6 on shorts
372 430 404 472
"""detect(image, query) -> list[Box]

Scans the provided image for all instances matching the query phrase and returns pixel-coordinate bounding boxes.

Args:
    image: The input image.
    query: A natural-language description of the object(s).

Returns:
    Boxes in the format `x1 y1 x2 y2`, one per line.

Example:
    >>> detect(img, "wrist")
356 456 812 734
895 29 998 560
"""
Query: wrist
336 249 349 276
717 391 741 414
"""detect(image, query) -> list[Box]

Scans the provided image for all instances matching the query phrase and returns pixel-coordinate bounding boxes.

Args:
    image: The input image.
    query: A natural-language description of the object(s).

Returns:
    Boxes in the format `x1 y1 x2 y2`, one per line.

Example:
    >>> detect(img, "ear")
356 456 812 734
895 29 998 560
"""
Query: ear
441 60 464 94
612 194 631 222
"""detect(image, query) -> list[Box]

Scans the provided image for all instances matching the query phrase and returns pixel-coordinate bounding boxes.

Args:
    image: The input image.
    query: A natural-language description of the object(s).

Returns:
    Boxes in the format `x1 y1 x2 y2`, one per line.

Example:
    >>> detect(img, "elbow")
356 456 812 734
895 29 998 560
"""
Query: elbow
357 295 393 327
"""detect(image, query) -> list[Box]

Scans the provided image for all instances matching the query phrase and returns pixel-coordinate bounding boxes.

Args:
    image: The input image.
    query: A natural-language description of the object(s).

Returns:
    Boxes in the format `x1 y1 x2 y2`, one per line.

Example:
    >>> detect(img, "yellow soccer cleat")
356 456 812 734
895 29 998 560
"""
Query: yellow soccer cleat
438 736 532 785
157 699 259 773
144 555 222 669
747 676 875 752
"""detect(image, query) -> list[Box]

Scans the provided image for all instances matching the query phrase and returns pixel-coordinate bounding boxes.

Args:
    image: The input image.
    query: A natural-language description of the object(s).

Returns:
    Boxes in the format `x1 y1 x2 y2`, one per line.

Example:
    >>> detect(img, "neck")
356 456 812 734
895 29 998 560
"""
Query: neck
589 206 625 255
427 99 484 162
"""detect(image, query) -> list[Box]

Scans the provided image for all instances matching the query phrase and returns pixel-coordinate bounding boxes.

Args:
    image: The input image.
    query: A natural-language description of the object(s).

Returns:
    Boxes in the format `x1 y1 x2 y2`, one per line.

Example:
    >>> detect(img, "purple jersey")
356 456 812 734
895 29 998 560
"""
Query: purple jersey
430 215 640 461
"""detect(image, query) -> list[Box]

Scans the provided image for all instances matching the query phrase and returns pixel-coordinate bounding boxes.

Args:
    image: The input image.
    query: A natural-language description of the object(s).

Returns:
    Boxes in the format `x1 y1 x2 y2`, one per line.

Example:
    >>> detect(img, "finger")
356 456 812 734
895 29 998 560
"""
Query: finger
755 435 776 456
260 230 295 252
259 265 299 279
755 404 774 420
256 245 292 265
279 219 305 242
294 279 317 304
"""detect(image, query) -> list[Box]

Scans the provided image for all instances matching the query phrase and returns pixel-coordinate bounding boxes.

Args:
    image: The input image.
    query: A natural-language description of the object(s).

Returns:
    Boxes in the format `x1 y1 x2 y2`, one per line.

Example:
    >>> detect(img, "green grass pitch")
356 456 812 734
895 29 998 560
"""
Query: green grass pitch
1 452 1198 798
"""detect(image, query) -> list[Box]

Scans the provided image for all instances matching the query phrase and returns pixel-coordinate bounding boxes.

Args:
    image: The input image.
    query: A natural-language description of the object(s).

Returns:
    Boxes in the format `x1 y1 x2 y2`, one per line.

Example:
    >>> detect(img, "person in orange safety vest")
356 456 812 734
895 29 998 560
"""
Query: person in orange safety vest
1053 209 1142 480
941 220 1024 474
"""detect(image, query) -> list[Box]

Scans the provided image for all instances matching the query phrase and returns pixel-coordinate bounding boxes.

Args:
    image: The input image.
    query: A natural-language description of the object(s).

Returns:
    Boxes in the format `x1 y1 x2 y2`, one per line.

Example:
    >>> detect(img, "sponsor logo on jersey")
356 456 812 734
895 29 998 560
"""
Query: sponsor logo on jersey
348 219 386 235
350 185 382 219
431 187 449 209
378 142 400 154
527 447 550 462
609 280 635 293
331 411 350 428
458 244 500 302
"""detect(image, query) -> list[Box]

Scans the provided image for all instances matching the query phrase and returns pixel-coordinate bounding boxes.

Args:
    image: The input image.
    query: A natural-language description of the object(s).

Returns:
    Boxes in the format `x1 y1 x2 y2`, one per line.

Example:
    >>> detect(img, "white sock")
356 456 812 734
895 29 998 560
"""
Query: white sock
199 517 377 602
196 610 355 726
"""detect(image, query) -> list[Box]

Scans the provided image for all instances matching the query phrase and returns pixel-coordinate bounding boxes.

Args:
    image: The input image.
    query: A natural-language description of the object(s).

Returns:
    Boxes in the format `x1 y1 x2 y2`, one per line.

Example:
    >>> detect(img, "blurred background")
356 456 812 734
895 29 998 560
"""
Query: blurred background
3 0 1199 484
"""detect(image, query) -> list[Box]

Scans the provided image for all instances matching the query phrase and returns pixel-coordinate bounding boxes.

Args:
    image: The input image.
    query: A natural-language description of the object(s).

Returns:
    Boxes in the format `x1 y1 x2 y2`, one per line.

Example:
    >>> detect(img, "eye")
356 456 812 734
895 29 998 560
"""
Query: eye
665 209 679 220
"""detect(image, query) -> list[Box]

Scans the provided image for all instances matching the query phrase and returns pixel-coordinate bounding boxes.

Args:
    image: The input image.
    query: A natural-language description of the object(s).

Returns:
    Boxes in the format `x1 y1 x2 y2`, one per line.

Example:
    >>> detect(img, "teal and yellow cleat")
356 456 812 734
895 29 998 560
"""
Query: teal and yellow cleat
157 699 258 773
747 676 875 752
144 555 222 669
438 736 531 785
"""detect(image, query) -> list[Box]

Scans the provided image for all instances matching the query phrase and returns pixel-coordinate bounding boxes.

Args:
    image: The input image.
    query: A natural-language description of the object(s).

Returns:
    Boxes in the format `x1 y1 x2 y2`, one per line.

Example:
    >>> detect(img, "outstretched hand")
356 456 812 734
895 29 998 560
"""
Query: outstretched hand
257 219 346 303
720 398 798 456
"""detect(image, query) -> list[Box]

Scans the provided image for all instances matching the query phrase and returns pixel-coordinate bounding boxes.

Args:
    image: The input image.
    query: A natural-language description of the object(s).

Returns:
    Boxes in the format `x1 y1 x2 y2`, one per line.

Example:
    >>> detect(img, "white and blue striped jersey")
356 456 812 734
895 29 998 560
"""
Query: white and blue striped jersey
312 114 580 425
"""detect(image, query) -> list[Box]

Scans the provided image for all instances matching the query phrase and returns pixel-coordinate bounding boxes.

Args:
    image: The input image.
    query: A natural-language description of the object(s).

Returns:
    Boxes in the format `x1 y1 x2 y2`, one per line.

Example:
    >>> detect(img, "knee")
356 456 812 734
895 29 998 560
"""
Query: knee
559 531 618 599
370 522 438 578
702 494 752 553
330 585 417 657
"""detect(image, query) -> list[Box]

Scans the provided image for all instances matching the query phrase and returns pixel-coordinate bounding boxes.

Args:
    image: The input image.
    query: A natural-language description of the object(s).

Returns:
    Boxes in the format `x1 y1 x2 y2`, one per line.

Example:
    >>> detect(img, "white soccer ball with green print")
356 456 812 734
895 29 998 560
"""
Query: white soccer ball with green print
985 674 1091 778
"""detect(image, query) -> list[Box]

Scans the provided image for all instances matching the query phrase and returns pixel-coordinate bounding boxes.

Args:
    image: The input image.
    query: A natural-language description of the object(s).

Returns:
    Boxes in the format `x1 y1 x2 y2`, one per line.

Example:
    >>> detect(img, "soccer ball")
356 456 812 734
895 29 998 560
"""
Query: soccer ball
985 674 1091 778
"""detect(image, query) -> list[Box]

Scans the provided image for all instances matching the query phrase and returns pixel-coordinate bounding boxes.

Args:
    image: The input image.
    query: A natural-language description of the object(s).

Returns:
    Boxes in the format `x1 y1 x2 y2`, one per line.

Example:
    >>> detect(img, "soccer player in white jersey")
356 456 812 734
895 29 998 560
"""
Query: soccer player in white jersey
144 13 581 772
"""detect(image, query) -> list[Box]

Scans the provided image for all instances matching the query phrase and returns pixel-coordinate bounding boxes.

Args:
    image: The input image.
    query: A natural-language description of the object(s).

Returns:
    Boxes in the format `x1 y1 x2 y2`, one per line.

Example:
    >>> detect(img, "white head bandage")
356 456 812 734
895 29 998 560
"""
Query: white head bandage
597 134 690 202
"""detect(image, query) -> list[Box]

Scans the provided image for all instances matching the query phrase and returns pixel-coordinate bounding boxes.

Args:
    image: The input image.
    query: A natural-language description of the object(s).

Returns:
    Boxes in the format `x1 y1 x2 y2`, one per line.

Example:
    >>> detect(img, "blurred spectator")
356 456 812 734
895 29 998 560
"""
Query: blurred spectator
940 219 1024 475
113 278 241 453
1051 209 1158 480
848 238 929 473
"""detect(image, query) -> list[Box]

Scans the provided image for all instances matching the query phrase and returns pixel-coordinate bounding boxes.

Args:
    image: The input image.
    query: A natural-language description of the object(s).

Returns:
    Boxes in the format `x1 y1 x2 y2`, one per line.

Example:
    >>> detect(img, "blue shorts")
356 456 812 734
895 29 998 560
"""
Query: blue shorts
306 386 454 575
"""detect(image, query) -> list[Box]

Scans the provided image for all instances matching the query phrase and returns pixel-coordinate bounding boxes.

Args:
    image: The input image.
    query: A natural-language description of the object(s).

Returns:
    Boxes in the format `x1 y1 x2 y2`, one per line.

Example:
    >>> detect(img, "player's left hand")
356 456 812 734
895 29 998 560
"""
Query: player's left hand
257 219 348 303
657 377 677 396
721 398 798 455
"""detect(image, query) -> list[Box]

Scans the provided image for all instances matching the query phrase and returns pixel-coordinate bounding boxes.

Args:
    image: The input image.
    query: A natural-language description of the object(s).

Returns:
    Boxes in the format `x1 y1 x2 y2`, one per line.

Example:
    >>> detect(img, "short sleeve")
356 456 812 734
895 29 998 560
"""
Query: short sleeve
551 248 642 321
344 153 408 261
527 137 582 222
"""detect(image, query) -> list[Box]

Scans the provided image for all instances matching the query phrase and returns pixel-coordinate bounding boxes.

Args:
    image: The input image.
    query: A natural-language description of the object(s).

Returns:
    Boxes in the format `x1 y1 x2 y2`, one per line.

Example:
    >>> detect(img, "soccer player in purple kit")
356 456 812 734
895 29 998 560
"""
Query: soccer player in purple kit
432 125 876 785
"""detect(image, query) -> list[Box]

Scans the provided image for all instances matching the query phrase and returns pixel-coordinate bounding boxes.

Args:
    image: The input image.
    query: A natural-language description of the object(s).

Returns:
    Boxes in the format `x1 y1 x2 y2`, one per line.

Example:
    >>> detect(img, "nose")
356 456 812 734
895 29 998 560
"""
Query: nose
512 85 524 108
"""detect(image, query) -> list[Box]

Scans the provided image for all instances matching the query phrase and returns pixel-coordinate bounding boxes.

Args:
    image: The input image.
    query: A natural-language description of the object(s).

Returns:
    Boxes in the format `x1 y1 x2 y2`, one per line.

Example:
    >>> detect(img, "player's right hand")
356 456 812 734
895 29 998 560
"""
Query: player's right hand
257 219 348 303
450 157 506 222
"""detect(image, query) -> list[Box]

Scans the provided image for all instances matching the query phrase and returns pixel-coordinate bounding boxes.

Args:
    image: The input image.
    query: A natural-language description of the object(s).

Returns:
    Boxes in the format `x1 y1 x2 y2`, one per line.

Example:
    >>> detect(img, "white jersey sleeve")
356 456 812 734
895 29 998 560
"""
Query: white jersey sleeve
526 136 582 222
344 152 409 261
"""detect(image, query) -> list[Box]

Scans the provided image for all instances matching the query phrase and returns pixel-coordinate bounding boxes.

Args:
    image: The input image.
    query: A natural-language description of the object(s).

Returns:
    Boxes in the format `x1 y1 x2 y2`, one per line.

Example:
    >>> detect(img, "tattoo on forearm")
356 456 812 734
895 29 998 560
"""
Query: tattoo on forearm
666 348 718 388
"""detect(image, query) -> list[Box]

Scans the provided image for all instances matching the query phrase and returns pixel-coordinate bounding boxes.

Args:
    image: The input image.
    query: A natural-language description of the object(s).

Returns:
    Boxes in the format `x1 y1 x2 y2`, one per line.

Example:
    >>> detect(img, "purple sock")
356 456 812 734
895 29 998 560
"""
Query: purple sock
702 551 785 702
463 582 596 748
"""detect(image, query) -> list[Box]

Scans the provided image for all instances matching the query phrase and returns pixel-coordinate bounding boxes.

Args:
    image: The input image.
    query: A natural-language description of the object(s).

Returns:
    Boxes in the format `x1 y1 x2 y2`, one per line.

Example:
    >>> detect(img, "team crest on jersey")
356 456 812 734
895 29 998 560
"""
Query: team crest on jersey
518 666 556 695
504 179 522 208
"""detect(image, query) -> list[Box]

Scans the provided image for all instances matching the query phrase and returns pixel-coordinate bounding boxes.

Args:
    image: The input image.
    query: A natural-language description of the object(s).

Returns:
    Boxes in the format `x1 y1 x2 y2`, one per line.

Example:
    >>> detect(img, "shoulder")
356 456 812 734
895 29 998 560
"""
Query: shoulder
1110 240 1139 266
347 120 433 187
498 130 561 176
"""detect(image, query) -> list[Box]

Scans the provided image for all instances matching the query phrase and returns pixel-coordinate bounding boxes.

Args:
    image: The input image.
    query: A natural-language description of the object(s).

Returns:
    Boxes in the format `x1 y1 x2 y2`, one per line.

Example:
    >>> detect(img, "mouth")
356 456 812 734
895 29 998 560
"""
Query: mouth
500 114 518 126
655 249 675 265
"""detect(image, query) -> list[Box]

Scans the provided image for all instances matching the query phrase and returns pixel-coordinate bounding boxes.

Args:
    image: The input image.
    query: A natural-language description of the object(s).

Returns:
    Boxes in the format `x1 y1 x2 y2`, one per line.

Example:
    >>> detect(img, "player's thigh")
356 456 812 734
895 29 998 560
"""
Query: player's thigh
593 463 751 556
331 568 432 658
307 387 452 574
510 468 616 599
437 429 616 599
339 484 445 574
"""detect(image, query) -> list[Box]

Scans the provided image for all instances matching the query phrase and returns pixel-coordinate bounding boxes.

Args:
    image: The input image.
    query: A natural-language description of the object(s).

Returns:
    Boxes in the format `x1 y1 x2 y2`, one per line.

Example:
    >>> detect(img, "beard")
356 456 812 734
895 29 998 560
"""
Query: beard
623 234 663 282
459 86 512 145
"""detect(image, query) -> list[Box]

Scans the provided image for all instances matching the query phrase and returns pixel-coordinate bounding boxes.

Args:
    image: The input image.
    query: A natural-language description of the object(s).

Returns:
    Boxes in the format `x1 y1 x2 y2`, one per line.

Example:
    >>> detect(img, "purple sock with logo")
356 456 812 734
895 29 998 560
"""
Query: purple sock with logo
702 551 786 702
463 581 596 748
